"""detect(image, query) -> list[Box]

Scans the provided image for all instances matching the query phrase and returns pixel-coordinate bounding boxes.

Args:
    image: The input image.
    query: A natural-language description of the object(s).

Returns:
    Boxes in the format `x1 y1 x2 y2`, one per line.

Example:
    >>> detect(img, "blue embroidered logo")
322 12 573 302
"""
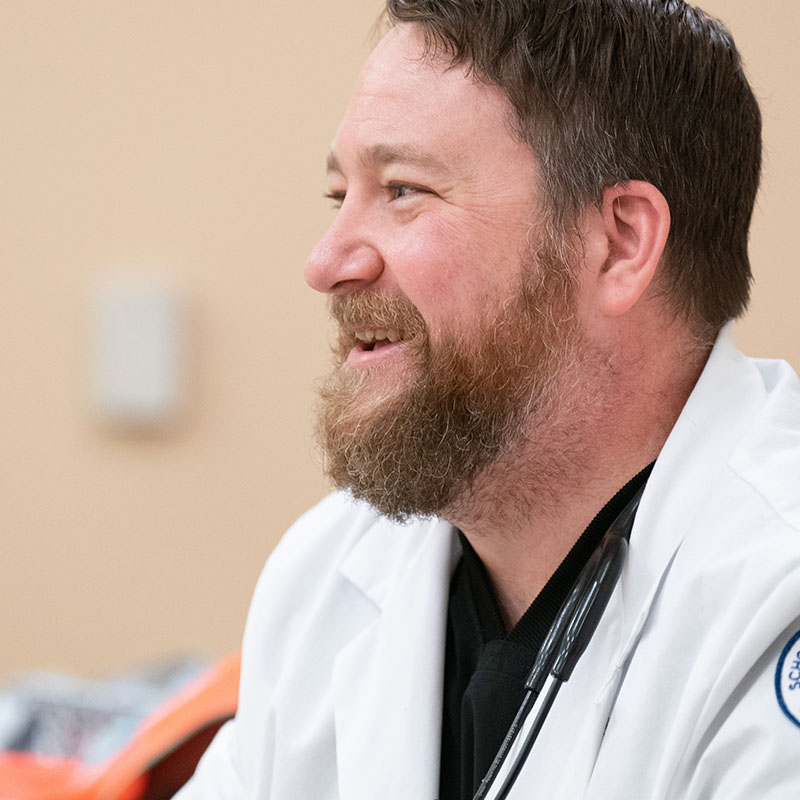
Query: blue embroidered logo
776 630 800 728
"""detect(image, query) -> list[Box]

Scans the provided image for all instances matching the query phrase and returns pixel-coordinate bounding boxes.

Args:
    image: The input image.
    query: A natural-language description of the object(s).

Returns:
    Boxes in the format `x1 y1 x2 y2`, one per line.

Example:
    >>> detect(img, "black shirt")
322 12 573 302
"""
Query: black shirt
438 464 653 800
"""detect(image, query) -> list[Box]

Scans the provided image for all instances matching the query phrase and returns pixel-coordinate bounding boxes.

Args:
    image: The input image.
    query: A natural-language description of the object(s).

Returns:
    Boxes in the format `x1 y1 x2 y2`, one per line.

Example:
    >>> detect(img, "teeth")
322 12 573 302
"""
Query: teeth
354 328 401 344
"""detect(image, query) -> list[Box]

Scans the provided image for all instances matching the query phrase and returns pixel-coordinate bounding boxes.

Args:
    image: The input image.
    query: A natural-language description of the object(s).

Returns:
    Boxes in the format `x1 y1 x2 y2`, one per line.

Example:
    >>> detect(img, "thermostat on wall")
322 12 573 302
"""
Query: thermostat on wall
90 273 186 428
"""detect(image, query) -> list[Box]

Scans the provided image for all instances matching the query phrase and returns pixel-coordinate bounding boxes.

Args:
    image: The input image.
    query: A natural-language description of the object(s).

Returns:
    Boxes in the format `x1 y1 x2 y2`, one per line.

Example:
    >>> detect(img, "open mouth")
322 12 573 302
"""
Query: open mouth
354 328 403 352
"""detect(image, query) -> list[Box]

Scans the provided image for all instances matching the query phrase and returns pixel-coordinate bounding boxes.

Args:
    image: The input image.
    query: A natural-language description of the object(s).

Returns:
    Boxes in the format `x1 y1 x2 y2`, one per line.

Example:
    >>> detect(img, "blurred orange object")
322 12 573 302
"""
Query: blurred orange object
0 653 240 800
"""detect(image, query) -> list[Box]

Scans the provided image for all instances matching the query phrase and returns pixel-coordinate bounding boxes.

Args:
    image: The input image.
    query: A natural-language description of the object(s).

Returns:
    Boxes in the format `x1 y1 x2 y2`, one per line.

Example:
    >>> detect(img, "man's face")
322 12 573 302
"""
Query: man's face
305 24 581 519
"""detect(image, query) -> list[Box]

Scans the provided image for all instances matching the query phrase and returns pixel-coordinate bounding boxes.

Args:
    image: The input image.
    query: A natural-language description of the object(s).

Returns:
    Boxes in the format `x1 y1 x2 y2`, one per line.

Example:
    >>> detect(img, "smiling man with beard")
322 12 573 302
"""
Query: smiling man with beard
316 226 583 523
177 2 800 799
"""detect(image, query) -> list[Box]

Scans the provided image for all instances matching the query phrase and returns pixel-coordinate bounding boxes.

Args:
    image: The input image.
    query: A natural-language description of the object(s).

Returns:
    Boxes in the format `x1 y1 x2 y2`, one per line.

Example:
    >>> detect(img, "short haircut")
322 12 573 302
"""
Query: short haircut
385 0 762 338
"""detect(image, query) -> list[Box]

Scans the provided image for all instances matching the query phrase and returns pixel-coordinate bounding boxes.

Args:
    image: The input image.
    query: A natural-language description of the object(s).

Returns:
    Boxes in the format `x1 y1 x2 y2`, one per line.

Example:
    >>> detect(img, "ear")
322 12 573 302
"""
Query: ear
596 181 670 316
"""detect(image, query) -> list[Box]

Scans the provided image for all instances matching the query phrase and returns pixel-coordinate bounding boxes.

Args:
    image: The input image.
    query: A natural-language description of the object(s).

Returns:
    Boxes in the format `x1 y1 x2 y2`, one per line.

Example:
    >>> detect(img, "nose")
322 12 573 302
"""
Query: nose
304 206 384 294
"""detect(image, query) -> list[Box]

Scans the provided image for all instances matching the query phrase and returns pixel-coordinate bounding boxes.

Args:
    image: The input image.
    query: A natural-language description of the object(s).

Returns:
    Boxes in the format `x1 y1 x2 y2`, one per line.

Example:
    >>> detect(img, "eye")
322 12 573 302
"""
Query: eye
324 191 346 209
386 182 427 201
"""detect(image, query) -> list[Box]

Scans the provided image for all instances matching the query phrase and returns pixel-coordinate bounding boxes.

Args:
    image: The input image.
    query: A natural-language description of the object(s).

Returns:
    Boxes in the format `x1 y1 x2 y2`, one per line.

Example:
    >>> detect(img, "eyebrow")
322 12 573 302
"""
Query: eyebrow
326 143 451 176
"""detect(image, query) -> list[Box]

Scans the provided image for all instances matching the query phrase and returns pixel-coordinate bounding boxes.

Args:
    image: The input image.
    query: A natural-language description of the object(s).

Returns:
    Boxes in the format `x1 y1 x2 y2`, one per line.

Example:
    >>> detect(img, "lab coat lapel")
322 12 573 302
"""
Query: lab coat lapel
508 327 772 797
332 515 459 800
615 325 768 667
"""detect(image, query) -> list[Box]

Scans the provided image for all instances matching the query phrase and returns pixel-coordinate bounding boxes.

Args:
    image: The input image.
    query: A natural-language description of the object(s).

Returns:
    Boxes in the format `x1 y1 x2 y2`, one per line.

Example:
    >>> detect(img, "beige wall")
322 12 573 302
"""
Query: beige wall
1 0 797 679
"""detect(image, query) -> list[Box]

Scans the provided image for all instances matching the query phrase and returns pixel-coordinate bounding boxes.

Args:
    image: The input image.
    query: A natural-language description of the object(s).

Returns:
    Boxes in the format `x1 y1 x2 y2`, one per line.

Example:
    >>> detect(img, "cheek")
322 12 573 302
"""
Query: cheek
388 218 513 313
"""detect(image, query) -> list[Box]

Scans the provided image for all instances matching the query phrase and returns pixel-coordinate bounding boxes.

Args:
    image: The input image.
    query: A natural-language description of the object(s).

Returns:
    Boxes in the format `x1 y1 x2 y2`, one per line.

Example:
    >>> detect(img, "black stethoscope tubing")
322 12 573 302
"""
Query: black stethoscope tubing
472 484 646 800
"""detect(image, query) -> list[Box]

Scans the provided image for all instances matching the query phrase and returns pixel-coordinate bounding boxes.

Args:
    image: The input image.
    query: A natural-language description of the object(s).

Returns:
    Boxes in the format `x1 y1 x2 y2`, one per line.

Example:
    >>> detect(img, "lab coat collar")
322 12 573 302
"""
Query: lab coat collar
333 512 460 800
614 323 768 669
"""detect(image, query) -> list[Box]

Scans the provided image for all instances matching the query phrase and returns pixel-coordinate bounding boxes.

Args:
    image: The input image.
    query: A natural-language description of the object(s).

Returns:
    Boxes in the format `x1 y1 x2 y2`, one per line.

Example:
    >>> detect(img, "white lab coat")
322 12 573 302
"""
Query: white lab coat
177 326 800 799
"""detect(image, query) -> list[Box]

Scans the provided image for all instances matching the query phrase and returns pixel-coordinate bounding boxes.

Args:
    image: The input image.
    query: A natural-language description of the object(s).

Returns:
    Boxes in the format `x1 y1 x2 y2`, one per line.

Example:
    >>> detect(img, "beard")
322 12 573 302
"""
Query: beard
314 231 580 522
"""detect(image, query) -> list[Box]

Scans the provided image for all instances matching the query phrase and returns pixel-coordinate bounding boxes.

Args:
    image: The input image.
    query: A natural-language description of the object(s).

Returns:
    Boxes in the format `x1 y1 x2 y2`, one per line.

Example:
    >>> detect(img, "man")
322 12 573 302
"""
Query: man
178 1 800 798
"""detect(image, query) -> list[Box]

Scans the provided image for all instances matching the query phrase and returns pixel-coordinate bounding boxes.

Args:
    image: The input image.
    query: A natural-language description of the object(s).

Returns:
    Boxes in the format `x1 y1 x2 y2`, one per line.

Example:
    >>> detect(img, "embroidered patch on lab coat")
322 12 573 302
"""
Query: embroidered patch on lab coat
776 630 800 728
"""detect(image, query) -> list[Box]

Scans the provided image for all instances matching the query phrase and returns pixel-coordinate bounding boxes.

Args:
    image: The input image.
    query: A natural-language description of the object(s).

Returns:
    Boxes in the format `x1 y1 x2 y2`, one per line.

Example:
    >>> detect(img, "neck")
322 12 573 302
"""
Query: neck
443 330 708 629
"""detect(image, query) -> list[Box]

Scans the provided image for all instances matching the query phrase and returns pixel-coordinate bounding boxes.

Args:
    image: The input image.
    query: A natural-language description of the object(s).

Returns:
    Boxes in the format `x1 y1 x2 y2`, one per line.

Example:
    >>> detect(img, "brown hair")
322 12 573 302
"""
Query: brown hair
386 0 762 337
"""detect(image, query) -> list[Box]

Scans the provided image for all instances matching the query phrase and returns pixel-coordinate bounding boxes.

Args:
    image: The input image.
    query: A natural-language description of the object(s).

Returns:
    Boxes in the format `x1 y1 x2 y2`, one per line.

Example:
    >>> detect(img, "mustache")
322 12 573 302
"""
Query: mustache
328 292 427 336
328 292 428 365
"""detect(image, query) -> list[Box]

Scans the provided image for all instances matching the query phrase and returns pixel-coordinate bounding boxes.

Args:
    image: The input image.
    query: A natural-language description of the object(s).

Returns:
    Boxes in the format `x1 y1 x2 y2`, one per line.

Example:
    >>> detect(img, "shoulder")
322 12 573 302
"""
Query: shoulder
641 330 800 583
682 347 800 574
728 354 800 532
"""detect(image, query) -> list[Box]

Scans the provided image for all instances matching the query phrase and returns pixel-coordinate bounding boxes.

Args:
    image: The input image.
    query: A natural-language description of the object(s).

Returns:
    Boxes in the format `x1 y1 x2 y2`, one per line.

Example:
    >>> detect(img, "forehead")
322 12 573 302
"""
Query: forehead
330 24 533 178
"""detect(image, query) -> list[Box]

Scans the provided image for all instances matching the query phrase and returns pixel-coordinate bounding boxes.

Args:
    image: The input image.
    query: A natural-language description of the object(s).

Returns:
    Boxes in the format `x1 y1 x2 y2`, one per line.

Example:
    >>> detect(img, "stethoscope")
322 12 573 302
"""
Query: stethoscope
472 484 646 800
